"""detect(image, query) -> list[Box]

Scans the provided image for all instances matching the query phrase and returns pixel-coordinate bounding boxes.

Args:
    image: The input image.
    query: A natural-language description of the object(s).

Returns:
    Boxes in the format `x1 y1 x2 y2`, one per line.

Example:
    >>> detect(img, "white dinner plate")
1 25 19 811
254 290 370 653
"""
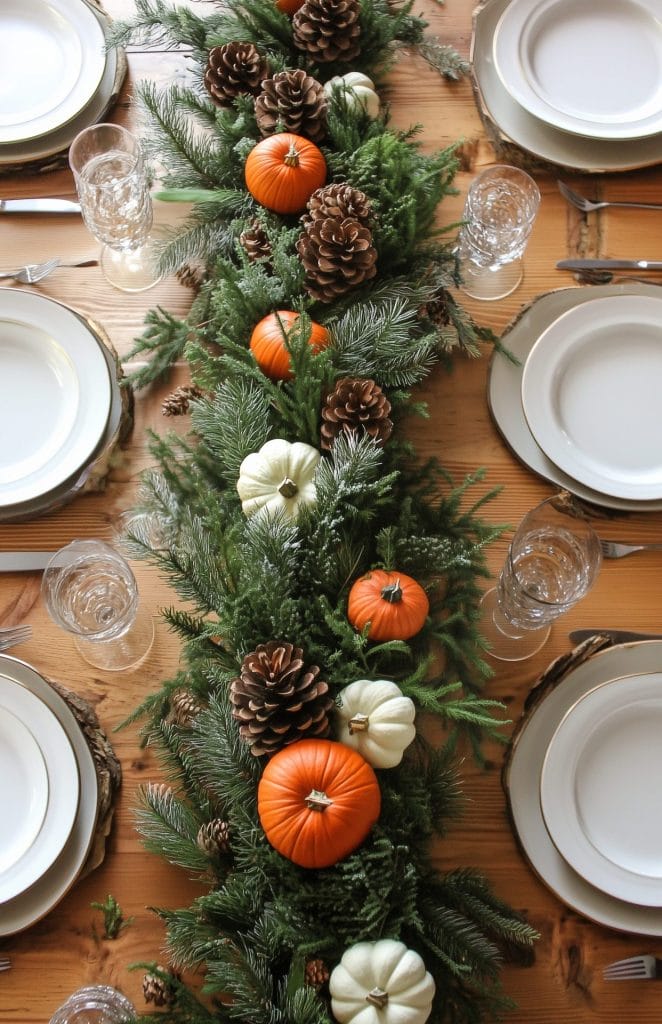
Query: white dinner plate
541 672 662 905
0 0 105 144
521 295 662 501
505 640 662 934
0 676 79 904
494 0 662 140
471 0 662 173
0 289 111 507
0 709 48 875
488 282 662 512
0 655 97 936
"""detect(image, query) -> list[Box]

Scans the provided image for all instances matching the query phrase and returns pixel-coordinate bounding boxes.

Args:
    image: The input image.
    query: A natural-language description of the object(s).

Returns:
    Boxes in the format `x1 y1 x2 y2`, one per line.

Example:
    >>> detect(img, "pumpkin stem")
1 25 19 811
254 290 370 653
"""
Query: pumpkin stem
305 788 333 811
348 713 370 734
366 987 389 1010
381 577 402 603
284 142 301 168
278 477 298 498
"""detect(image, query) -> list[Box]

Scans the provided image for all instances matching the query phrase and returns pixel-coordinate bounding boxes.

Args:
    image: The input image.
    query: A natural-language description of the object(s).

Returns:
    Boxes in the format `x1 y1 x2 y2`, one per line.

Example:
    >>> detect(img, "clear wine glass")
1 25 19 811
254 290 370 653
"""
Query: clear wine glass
41 540 155 672
480 495 602 662
49 986 135 1024
68 123 162 293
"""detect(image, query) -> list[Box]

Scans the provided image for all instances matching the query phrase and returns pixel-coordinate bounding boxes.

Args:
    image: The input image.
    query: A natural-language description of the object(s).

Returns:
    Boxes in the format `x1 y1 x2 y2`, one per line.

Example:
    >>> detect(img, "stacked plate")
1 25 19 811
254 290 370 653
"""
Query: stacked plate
0 0 121 169
0 654 98 936
488 283 662 512
471 0 662 172
506 639 662 934
0 288 123 522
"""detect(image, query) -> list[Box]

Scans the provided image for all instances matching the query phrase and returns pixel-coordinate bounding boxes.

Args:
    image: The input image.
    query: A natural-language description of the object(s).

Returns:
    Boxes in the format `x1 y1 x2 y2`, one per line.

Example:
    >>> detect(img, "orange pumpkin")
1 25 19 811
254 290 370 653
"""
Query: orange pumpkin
257 738 381 868
250 311 330 380
347 570 429 642
276 0 305 13
245 133 326 215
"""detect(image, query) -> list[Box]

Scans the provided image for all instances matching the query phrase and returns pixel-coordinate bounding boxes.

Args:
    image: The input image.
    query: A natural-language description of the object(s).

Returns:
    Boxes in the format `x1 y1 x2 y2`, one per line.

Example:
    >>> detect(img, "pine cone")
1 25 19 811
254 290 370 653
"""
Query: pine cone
176 262 206 291
204 42 269 106
321 377 392 450
239 219 272 265
255 69 327 143
230 641 333 757
302 183 371 229
292 0 361 63
304 957 330 990
297 216 377 302
143 967 176 1007
420 288 451 328
166 688 206 728
197 818 231 856
162 385 204 417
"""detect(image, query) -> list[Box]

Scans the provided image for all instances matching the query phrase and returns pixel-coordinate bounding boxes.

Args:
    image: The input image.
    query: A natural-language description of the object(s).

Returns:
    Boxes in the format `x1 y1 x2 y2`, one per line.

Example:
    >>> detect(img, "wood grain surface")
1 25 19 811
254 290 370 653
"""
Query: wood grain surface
2 1 662 1020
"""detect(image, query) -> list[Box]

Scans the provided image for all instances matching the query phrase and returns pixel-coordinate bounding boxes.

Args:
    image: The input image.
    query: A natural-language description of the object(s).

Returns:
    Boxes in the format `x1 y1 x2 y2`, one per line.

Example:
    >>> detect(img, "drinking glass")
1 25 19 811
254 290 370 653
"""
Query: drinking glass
113 508 174 556
480 496 602 661
41 540 155 672
456 164 541 301
49 986 135 1024
69 123 161 292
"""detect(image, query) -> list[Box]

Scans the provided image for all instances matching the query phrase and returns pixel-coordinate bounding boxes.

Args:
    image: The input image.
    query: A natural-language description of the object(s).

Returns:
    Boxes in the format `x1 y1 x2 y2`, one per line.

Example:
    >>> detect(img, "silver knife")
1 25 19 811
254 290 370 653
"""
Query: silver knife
557 258 662 271
569 628 662 644
0 551 55 571
0 198 81 215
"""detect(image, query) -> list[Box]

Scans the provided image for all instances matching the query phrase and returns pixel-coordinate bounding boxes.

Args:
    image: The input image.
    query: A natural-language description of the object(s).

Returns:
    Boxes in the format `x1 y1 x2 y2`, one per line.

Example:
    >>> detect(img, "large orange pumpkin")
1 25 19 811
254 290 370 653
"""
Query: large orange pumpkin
250 311 330 380
347 570 429 642
257 738 381 868
245 133 326 215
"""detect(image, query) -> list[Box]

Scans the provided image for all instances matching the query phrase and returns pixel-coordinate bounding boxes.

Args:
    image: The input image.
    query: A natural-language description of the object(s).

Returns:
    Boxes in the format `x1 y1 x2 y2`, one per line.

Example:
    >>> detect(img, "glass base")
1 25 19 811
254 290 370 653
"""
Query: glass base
479 588 551 662
459 258 523 301
101 243 162 292
74 611 155 672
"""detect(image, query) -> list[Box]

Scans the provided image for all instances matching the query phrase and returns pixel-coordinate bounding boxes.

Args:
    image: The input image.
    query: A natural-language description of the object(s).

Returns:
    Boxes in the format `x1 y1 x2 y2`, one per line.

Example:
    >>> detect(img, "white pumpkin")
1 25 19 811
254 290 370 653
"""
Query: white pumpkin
336 679 415 769
324 72 380 119
236 438 320 520
330 939 435 1024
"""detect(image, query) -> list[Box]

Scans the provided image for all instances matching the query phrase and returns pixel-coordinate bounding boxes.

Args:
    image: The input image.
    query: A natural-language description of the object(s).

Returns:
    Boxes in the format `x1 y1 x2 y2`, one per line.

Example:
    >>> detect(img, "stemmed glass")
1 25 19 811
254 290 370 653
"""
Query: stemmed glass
41 540 155 672
68 123 162 292
480 495 602 662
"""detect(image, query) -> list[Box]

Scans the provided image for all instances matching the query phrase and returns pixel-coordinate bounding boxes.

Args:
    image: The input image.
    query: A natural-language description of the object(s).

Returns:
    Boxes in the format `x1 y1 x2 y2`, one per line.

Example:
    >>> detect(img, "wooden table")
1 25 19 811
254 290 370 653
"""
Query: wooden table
2 2 662 1021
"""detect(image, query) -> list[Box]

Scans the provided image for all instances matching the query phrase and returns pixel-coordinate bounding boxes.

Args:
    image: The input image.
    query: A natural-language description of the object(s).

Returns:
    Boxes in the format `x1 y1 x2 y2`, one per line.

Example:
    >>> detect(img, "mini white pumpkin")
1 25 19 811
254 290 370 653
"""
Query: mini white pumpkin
324 72 380 119
336 679 415 769
236 438 320 520
330 938 435 1024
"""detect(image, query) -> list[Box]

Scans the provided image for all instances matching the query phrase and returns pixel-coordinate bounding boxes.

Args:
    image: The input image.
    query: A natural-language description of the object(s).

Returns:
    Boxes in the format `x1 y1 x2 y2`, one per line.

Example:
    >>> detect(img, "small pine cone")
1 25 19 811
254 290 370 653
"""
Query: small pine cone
197 818 231 856
239 219 272 265
297 217 377 303
176 262 206 291
204 42 269 106
292 0 361 63
143 967 176 1007
255 69 327 143
304 957 330 991
321 377 392 450
166 688 206 728
420 289 451 328
230 641 333 757
302 183 371 230
162 385 204 417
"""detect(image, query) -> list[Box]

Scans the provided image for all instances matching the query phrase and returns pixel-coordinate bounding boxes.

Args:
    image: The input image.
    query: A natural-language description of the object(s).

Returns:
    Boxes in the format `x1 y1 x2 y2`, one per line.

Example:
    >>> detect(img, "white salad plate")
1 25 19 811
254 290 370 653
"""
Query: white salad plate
493 0 662 140
0 655 97 936
0 0 105 144
0 289 111 508
0 676 79 904
488 282 662 512
471 0 662 173
541 672 662 906
521 295 662 501
0 708 48 877
505 640 662 934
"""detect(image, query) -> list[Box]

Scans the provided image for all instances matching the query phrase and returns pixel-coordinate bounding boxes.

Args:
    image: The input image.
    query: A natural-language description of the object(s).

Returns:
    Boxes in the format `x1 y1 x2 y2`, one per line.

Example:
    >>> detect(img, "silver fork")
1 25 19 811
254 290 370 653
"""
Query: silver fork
0 624 32 650
600 539 662 559
0 957 10 972
0 257 98 284
558 180 662 213
603 955 662 980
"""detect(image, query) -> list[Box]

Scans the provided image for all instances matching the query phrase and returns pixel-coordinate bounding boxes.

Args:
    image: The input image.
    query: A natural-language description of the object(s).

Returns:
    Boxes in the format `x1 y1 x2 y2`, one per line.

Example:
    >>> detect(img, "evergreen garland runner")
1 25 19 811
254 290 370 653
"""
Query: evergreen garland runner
113 1 538 1020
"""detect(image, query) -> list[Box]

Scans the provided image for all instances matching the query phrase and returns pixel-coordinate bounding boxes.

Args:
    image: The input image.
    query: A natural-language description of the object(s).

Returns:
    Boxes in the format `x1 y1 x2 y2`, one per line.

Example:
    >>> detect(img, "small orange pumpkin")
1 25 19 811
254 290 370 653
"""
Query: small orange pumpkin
347 570 429 642
250 311 330 380
245 133 326 215
276 0 305 13
257 738 381 868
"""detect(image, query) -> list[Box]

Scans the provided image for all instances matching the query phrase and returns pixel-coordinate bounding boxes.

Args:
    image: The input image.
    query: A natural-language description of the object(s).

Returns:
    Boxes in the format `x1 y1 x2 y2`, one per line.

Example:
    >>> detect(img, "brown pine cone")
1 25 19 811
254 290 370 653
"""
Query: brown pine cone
321 377 392 450
239 219 272 265
176 262 206 291
162 385 204 417
143 967 176 1007
302 183 371 230
255 69 327 143
297 216 377 302
166 688 206 728
419 288 451 328
292 0 361 63
230 641 333 757
304 957 330 990
197 818 231 856
204 42 269 106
